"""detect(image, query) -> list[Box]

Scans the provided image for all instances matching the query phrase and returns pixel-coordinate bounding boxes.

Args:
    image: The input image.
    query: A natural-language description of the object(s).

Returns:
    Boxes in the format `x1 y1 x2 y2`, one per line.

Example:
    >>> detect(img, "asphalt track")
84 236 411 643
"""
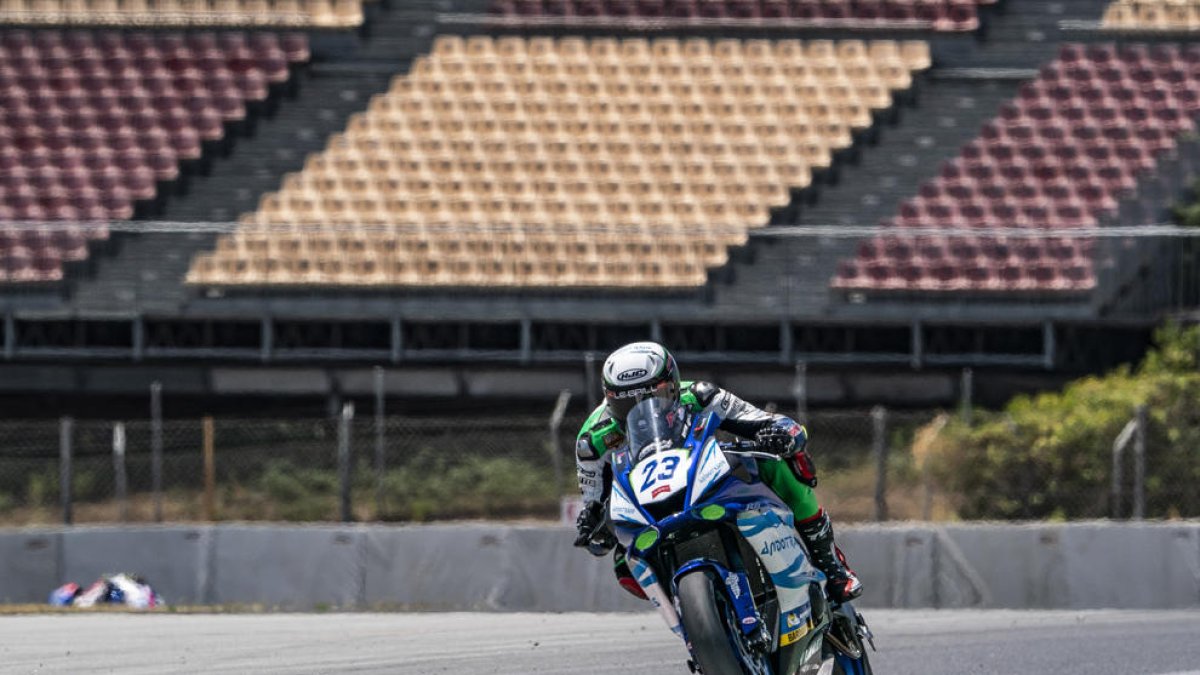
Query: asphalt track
1 610 1198 674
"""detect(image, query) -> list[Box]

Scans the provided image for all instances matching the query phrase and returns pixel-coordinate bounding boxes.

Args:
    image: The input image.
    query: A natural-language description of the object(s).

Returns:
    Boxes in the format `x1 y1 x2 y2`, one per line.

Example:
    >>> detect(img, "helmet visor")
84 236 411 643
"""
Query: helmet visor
606 379 677 423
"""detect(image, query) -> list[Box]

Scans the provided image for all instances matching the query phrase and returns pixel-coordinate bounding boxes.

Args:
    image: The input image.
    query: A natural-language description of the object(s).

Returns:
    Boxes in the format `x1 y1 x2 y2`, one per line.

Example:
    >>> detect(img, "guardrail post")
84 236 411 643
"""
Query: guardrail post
374 366 385 519
1111 417 1136 519
872 406 888 522
203 416 215 521
548 390 572 489
1133 404 1147 520
584 352 597 408
113 422 128 522
59 416 73 525
150 381 163 522
791 360 807 426
959 367 974 423
339 402 354 523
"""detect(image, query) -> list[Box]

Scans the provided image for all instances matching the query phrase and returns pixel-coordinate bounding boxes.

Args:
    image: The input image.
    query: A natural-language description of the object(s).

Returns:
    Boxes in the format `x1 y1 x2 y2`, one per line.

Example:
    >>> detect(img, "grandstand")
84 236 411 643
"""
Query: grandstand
0 0 1193 414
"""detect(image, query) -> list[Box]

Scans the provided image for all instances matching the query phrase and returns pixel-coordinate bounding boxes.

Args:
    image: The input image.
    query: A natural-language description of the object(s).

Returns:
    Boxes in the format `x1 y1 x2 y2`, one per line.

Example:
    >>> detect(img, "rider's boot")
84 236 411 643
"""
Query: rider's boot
795 509 863 604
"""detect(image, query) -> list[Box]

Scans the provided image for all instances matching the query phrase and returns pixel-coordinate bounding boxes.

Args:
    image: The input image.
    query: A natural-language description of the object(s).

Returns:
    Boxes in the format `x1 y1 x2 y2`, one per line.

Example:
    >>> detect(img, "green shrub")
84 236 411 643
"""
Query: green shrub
928 324 1200 519
259 460 338 521
378 450 559 521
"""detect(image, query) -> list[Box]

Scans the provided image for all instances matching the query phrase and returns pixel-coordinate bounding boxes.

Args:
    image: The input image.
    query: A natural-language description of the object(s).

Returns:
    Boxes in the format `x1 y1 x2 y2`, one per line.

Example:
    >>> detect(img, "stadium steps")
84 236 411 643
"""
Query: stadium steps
708 233 857 318
66 3 444 314
970 0 1114 69
788 0 1113 229
709 0 1112 316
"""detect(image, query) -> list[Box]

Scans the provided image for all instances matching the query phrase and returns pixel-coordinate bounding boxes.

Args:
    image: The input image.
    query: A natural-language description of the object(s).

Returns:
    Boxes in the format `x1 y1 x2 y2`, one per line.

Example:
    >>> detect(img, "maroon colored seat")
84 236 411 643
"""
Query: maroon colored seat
280 33 310 63
915 236 948 262
761 0 788 16
834 260 862 286
1 246 35 281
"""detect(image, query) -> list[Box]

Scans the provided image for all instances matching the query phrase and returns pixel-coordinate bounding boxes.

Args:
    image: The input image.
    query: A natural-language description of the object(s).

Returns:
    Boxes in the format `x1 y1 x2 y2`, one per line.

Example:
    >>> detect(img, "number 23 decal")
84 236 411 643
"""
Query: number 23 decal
640 456 680 489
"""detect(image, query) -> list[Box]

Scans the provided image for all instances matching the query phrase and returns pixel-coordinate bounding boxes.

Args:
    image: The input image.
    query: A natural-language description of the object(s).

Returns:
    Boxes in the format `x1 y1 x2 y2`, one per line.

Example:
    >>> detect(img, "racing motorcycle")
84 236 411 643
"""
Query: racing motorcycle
584 397 874 675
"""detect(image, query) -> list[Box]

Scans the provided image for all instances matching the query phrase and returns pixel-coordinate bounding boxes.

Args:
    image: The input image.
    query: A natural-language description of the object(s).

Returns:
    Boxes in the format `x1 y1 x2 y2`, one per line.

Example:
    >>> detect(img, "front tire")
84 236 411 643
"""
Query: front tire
677 570 754 675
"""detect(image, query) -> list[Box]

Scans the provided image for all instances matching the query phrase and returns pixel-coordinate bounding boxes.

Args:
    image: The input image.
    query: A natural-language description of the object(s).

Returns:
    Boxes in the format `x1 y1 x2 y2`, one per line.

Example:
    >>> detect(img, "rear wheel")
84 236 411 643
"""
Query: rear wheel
677 570 764 675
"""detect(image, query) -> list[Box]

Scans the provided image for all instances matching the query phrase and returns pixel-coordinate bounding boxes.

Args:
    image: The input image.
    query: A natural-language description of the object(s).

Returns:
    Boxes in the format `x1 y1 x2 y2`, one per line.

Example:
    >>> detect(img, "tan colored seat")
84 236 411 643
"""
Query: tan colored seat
203 36 927 289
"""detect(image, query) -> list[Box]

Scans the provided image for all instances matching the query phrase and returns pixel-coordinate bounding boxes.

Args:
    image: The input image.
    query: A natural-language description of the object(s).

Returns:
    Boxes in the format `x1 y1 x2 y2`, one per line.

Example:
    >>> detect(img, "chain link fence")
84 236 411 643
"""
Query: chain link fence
1 403 1179 527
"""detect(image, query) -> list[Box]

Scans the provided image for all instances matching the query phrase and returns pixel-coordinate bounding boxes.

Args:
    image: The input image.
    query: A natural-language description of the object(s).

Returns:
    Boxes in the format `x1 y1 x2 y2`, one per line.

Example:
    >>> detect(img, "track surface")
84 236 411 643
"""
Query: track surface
2 610 1199 674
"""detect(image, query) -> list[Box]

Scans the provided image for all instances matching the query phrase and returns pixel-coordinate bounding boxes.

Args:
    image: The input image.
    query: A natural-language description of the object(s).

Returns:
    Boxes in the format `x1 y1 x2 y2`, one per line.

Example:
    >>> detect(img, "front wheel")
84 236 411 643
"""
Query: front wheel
677 570 767 675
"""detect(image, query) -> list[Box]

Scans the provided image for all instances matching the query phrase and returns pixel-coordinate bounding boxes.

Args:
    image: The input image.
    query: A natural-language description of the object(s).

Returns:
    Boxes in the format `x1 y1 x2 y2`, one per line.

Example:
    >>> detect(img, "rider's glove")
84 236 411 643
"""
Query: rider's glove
573 501 616 556
755 425 799 457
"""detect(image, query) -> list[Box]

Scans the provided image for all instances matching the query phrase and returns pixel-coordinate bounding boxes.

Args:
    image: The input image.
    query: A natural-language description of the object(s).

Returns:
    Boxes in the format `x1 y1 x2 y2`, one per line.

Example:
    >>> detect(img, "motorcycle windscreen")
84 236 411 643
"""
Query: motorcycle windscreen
626 397 688 461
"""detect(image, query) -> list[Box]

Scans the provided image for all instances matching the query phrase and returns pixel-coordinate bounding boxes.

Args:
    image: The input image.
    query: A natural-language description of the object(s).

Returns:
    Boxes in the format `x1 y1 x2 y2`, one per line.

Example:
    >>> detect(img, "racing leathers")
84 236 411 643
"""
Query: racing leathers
574 380 862 603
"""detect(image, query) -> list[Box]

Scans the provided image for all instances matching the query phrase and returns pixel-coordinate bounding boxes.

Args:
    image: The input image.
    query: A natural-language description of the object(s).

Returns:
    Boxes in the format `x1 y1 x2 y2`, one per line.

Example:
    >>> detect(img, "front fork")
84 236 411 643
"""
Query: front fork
625 553 683 637
627 553 771 650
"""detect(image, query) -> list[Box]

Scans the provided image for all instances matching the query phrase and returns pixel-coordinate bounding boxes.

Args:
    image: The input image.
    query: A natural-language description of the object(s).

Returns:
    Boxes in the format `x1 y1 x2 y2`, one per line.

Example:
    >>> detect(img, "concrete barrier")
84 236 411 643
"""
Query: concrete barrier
2 522 1196 611
207 525 363 607
62 526 209 605
0 530 59 603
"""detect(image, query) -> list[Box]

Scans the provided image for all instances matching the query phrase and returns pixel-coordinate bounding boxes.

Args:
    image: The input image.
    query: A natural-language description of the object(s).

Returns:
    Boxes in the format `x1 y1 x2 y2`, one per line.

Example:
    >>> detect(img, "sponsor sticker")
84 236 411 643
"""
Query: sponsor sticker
759 534 803 557
741 617 757 626
651 485 671 498
617 368 648 381
781 620 811 646
725 572 742 600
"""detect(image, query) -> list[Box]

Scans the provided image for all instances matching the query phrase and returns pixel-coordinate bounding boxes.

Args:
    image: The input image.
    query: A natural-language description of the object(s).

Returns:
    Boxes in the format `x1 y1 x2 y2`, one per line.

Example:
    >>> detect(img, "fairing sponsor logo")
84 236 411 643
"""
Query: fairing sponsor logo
759 534 803 557
610 483 647 525
780 626 808 646
786 612 802 628
651 485 671 498
725 572 742 600
608 383 661 400
690 439 730 505
617 368 648 381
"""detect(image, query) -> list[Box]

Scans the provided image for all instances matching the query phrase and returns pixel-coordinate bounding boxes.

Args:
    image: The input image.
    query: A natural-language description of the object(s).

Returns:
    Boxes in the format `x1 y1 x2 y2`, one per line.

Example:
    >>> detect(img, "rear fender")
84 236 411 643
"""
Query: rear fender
672 560 763 639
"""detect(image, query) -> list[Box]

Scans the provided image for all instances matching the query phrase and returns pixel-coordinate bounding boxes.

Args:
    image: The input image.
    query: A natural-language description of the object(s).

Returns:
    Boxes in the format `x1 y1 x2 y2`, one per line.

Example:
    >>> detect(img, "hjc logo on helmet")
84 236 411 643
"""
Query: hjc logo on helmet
617 368 648 381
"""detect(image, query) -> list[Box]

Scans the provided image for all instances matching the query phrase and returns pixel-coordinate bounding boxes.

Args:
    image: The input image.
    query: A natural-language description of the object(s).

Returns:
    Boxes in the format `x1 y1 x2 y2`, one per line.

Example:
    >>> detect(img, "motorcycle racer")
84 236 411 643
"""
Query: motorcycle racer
573 341 863 604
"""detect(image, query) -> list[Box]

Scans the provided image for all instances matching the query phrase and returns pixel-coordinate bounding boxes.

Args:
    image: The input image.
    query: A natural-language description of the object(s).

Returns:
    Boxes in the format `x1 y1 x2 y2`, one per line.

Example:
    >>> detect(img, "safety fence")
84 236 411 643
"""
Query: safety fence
0 384 1189 525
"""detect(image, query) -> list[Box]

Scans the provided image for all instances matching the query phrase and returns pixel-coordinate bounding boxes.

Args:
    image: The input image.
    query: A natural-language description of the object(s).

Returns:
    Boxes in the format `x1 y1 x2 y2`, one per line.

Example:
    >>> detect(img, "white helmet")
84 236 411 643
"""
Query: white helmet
601 341 681 421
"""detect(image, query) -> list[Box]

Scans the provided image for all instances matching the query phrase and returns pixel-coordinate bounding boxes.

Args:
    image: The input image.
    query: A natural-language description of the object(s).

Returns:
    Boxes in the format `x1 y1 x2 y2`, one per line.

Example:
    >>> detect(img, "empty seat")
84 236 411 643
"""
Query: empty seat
1 28 310 282
193 36 927 290
0 0 361 27
832 43 1193 294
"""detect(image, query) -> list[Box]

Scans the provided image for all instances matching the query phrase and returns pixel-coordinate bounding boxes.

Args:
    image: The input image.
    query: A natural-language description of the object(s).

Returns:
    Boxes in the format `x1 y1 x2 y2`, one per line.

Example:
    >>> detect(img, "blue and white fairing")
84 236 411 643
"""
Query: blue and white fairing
608 398 826 649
